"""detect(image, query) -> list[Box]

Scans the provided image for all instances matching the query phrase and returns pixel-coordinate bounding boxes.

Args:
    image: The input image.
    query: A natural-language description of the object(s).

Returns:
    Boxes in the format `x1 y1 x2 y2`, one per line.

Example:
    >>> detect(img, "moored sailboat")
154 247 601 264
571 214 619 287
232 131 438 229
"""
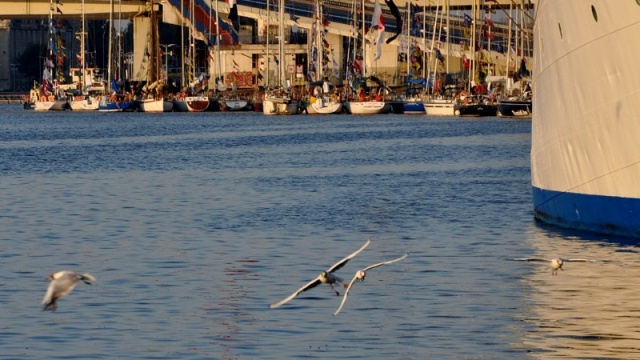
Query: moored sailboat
34 0 69 111
344 0 387 115
263 0 300 115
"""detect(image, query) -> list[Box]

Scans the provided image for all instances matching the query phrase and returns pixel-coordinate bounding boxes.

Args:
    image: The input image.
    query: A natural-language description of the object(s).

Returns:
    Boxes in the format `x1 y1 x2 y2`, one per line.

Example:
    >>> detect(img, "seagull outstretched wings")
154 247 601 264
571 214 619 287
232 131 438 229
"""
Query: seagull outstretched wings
270 239 371 309
333 254 407 315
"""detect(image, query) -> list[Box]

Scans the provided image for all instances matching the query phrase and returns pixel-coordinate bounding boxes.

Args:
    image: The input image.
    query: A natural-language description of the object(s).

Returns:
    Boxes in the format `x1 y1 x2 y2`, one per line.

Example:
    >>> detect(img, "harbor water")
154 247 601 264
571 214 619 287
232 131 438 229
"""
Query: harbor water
1 106 639 359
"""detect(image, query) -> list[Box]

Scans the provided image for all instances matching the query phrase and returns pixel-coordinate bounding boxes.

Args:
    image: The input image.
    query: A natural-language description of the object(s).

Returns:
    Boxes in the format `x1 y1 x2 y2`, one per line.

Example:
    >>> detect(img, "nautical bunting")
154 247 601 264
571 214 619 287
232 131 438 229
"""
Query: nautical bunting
371 0 385 61
385 0 402 44
227 0 240 33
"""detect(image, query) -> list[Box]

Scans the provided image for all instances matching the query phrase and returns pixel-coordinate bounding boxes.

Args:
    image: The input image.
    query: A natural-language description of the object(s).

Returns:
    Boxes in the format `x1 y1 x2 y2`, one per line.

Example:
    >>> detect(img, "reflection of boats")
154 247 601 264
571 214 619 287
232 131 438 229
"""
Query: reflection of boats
532 0 640 237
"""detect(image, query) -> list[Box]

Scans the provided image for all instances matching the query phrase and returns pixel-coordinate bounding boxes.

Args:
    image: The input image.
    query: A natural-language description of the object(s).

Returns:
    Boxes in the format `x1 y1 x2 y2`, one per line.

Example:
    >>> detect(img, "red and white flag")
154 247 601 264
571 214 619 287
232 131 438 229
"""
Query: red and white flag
371 0 385 61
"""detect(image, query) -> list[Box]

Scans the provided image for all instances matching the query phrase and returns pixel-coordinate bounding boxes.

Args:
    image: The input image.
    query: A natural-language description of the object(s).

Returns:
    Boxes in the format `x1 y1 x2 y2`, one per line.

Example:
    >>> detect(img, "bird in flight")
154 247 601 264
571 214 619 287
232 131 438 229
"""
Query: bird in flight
42 270 96 311
509 257 594 275
333 254 407 315
269 239 371 309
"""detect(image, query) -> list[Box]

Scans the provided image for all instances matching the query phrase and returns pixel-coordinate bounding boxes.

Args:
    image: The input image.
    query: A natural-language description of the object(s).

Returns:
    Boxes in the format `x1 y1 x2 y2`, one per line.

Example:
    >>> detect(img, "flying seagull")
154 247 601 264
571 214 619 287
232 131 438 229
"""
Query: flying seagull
269 239 371 309
42 270 96 311
509 257 594 275
333 254 407 315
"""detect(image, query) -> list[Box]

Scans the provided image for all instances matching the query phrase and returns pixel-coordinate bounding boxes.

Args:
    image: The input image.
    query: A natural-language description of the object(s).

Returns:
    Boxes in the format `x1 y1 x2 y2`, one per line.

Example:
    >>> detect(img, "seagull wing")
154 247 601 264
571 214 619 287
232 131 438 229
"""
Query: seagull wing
362 254 408 272
509 257 550 263
327 238 371 273
333 273 360 316
41 281 56 305
269 277 322 309
563 258 594 263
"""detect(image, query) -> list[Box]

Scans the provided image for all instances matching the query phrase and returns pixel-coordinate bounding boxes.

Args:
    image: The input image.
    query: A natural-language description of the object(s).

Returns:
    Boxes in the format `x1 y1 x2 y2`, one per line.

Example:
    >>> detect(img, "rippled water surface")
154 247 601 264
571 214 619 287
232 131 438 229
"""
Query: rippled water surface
1 106 639 359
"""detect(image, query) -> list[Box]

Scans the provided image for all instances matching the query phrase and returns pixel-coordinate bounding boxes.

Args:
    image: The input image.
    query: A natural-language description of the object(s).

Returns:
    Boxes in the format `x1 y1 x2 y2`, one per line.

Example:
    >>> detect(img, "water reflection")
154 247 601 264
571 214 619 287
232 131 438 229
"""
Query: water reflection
517 223 640 357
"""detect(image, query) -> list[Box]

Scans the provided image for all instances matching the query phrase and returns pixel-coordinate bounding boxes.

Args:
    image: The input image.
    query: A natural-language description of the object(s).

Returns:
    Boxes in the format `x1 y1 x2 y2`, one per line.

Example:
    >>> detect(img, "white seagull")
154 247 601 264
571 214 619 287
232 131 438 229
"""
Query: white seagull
333 254 407 316
42 270 96 311
510 257 594 275
269 239 371 309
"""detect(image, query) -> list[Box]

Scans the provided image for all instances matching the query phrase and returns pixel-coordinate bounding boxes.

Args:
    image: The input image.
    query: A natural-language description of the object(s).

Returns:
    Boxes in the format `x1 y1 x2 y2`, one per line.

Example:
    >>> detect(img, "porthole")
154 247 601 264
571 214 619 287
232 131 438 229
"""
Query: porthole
558 23 563 39
592 5 598 22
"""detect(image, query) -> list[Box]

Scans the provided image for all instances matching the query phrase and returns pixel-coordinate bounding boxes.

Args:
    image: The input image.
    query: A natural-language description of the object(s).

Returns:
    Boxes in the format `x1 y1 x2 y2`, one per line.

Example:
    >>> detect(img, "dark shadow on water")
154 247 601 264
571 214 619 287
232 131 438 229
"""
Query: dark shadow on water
533 218 640 248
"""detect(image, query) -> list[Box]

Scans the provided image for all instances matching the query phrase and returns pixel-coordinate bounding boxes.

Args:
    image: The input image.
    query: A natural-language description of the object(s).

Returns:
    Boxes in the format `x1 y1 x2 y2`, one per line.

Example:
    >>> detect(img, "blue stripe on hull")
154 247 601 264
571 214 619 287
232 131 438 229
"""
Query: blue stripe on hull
533 187 640 238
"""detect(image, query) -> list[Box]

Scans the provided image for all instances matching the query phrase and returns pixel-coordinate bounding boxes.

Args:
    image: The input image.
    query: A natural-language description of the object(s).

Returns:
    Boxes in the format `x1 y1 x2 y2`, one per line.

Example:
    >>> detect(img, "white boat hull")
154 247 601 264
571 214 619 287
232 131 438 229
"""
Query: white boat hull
344 101 386 115
306 98 343 114
262 98 300 115
223 99 249 111
532 0 640 236
69 96 99 111
424 99 455 116
139 99 174 112
34 99 68 111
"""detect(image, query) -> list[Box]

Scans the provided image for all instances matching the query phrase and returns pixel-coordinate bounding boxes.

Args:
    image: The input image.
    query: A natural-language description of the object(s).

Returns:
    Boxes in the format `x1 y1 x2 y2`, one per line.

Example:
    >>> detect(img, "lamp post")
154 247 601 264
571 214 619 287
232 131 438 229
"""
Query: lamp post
160 44 177 82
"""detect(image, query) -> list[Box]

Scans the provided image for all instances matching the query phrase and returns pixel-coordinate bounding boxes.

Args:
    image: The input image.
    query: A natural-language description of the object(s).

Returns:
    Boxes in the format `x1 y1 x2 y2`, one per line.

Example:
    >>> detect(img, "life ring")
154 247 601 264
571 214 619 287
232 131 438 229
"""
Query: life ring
331 94 338 102
76 95 84 101
48 95 55 102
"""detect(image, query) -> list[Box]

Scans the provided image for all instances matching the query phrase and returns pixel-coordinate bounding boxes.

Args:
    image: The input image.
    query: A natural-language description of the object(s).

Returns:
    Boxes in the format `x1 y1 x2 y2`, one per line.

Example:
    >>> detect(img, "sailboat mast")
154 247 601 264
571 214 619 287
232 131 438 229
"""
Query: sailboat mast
80 0 86 89
216 0 222 89
279 0 284 87
107 0 113 93
445 0 450 74
361 0 365 78
406 2 410 78
265 0 269 88
181 0 185 87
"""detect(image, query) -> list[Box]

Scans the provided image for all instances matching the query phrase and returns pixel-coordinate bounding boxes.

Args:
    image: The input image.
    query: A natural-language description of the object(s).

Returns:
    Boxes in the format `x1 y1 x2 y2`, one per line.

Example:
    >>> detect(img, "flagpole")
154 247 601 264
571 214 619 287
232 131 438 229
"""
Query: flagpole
361 0 365 79
181 0 185 88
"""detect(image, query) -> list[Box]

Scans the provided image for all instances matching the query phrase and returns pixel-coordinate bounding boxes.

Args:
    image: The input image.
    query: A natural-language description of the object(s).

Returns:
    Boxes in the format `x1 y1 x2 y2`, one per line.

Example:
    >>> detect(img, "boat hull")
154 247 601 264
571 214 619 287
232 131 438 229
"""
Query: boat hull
174 97 210 112
139 99 174 112
34 99 68 111
306 98 343 114
454 103 498 117
262 98 300 115
402 101 425 114
222 99 249 111
424 99 455 116
532 0 640 237
344 101 386 115
498 99 532 117
69 97 99 111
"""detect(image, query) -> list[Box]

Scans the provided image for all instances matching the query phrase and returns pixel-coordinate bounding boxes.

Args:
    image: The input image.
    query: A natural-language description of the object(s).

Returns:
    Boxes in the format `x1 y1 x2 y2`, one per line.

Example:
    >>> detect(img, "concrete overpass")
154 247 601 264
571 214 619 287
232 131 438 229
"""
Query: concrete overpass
0 0 149 20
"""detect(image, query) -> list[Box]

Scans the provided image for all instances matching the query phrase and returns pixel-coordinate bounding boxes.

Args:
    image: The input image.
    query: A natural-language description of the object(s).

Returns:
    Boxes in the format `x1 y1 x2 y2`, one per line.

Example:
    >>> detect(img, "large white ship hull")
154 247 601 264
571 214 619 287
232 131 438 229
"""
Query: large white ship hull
532 0 640 236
